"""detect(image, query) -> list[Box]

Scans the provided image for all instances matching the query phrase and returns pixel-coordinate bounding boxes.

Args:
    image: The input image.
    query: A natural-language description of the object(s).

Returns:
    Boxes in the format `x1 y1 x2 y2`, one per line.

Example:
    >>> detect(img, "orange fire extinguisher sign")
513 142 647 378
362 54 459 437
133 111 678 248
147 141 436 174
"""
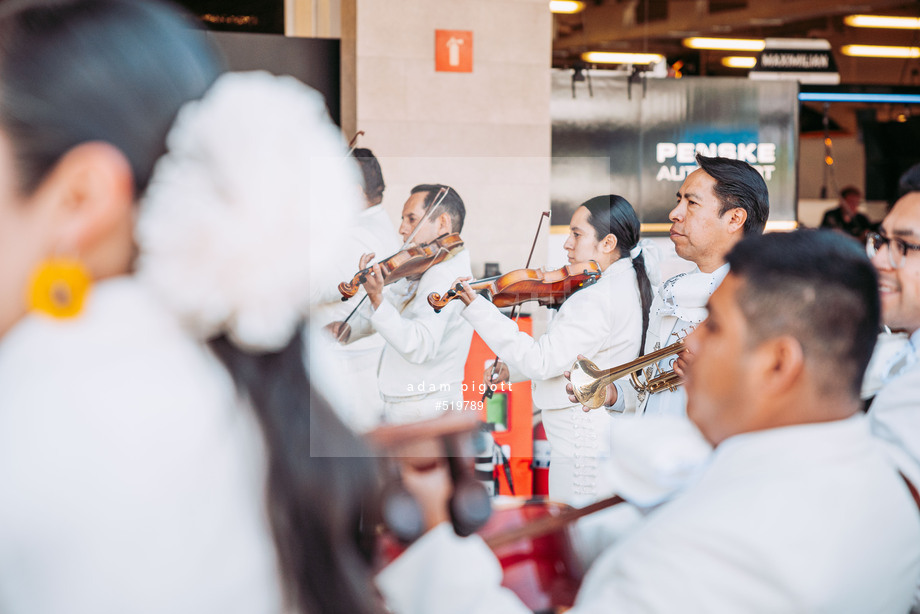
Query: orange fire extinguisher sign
435 30 473 73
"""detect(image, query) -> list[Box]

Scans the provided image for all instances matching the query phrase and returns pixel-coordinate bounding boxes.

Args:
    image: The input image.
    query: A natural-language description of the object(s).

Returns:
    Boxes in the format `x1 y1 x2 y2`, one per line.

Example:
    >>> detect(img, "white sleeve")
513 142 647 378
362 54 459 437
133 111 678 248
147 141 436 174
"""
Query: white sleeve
462 292 608 382
370 293 457 365
376 523 530 614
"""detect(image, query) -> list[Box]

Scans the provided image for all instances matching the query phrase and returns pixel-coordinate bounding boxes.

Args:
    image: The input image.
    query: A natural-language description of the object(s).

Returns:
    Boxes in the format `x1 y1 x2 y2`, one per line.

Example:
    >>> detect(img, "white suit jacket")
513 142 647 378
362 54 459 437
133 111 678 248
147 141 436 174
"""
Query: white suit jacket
377 416 920 614
869 338 920 473
348 248 473 400
608 263 728 417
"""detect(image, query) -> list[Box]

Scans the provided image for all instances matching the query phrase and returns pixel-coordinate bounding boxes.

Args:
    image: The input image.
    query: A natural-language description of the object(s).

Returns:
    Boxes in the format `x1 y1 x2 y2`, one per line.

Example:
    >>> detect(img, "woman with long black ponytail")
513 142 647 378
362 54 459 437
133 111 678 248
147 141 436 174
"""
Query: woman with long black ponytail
452 195 655 504
0 1 383 612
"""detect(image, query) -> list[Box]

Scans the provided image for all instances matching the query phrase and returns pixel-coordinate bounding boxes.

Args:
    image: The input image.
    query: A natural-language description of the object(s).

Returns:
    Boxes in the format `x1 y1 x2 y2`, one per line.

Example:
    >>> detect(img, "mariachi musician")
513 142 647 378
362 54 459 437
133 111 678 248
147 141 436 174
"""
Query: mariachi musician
581 155 770 419
448 195 654 505
331 184 473 425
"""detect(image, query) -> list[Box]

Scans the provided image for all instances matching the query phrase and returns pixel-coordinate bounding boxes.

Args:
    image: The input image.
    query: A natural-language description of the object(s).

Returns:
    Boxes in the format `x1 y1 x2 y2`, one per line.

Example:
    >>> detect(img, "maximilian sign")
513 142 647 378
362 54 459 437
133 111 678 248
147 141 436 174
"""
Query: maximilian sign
750 38 839 85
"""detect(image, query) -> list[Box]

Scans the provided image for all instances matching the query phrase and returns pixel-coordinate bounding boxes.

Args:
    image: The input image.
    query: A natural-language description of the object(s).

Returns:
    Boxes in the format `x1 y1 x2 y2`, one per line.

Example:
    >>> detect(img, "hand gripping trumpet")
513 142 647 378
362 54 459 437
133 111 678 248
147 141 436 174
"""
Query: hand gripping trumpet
569 338 687 409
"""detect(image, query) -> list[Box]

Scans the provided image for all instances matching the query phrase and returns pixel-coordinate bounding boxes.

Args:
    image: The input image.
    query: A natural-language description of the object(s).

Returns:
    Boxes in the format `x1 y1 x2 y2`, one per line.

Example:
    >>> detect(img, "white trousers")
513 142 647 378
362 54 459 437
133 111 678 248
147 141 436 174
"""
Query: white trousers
541 404 613 506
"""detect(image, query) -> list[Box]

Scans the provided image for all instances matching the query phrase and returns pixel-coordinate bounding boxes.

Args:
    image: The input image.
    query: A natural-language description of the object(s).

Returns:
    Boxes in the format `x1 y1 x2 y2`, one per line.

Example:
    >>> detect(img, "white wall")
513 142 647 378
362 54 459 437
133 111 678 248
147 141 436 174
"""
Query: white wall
342 0 553 281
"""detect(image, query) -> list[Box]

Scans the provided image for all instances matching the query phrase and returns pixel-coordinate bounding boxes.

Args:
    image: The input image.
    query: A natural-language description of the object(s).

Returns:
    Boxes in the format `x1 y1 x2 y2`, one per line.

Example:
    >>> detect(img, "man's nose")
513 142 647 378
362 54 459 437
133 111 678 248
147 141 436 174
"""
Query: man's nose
669 203 684 222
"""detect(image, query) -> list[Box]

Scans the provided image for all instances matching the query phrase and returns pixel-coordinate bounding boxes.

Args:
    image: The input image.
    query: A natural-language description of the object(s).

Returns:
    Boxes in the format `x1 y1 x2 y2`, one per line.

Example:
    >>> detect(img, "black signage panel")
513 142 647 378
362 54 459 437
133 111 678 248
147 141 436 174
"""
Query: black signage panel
551 72 798 231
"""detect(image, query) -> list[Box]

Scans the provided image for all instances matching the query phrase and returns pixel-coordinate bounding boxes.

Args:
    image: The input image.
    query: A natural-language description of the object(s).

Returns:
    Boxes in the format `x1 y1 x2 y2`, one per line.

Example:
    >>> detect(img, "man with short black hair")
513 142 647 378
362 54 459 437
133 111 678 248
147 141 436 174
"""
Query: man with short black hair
597 153 769 417
867 188 920 481
332 184 473 424
378 230 920 613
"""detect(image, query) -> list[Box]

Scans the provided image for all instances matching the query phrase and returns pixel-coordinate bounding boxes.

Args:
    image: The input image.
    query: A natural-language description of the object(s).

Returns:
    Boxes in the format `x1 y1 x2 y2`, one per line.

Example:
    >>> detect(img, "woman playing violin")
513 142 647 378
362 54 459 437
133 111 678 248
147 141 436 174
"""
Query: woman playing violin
331 184 474 424
450 195 655 504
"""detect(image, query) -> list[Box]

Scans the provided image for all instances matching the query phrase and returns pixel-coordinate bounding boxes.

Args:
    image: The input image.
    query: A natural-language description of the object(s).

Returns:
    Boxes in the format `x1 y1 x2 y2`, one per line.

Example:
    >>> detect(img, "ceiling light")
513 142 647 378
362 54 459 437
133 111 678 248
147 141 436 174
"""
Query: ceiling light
550 0 585 14
722 56 757 68
683 37 766 51
841 44 920 58
581 51 664 64
844 15 920 29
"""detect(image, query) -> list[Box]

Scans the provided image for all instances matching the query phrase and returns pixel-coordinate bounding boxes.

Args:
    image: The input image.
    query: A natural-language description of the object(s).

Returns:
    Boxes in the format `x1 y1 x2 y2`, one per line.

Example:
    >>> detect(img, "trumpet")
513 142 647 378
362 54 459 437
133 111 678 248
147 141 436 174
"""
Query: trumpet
569 339 687 409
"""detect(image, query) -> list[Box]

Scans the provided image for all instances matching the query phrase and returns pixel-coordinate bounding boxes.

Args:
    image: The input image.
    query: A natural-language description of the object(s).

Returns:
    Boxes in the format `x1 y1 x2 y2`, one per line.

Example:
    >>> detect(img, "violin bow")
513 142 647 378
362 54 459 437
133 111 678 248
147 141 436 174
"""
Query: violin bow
482 210 551 400
335 187 451 342
480 210 550 496
345 130 365 157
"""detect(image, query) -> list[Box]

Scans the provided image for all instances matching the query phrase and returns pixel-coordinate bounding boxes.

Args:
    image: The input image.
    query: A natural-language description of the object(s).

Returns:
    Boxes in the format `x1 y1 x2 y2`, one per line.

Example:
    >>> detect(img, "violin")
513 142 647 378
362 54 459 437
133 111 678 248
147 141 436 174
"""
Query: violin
478 495 624 613
338 232 464 300
427 261 602 313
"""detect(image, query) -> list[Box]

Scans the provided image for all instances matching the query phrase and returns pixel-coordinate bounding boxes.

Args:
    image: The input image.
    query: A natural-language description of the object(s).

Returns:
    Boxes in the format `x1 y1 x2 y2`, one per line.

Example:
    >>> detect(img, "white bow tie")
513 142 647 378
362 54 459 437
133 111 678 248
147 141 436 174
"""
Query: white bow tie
655 268 727 324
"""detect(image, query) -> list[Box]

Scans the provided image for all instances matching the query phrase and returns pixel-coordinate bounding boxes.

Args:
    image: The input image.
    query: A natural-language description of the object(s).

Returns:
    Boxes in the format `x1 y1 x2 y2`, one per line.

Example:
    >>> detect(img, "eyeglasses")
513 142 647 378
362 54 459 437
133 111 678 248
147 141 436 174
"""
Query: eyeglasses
866 231 920 269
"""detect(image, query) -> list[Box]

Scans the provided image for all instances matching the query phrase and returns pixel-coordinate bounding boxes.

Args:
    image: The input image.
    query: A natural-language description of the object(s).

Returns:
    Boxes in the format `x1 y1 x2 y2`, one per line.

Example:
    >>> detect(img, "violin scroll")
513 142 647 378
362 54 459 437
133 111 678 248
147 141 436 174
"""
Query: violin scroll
427 283 465 313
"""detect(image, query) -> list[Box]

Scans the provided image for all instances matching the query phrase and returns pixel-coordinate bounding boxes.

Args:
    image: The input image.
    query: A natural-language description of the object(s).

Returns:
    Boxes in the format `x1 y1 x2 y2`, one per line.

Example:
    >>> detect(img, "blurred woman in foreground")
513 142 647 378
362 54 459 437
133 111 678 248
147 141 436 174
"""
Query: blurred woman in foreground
0 1 382 612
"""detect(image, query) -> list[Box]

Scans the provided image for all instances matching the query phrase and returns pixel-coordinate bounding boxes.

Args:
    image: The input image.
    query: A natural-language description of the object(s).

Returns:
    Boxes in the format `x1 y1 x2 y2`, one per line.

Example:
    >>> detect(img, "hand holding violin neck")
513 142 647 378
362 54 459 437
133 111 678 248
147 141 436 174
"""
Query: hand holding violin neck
338 233 464 300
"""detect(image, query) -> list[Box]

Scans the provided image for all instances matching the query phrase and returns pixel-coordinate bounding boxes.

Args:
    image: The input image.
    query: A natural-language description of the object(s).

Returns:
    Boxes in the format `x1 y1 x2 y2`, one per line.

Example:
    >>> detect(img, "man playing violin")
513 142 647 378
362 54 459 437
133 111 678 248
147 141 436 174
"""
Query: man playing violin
592 154 769 418
376 230 920 614
331 184 474 424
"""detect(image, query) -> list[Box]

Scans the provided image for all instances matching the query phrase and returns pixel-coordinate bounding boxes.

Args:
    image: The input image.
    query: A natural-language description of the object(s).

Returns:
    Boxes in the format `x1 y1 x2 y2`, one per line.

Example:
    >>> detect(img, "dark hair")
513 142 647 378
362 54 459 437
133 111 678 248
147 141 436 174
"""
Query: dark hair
0 2 383 612
210 329 383 614
581 194 653 352
898 162 920 198
352 147 385 206
726 229 879 398
411 183 466 234
840 185 861 199
695 154 770 236
0 0 223 196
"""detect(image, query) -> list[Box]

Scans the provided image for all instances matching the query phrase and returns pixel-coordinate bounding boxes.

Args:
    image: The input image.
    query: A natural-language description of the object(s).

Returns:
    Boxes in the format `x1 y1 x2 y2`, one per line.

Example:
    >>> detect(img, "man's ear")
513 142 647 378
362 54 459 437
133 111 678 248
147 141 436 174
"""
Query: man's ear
756 334 805 395
39 141 135 255
437 211 453 236
726 207 748 234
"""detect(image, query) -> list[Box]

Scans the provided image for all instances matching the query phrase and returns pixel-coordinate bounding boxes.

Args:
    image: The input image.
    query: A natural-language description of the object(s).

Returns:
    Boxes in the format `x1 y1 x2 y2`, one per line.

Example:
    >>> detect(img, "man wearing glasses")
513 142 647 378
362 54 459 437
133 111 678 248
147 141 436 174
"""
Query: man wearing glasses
865 188 920 489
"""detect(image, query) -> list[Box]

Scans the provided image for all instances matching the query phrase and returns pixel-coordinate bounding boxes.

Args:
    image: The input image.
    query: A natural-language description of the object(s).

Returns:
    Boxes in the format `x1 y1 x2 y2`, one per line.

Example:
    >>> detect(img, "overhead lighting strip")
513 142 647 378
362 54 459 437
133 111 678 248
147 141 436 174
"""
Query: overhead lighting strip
550 1 584 14
844 15 920 30
683 37 766 51
841 44 920 59
581 51 664 64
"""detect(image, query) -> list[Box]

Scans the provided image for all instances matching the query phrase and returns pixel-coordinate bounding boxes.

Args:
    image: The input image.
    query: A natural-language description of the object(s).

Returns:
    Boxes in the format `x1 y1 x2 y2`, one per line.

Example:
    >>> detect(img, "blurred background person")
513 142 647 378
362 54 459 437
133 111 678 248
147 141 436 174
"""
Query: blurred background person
820 185 872 241
0 1 384 613
315 147 401 431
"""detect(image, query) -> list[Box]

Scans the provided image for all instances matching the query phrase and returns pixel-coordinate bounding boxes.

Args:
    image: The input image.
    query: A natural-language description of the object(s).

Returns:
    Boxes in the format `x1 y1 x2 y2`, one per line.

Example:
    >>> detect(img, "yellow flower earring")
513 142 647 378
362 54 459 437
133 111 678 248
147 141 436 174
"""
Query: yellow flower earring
28 258 92 319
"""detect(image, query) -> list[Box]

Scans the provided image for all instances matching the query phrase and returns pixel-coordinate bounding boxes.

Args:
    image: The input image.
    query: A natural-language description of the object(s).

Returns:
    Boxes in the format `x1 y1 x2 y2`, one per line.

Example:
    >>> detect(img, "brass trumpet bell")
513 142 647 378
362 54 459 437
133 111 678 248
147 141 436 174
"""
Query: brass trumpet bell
569 339 686 409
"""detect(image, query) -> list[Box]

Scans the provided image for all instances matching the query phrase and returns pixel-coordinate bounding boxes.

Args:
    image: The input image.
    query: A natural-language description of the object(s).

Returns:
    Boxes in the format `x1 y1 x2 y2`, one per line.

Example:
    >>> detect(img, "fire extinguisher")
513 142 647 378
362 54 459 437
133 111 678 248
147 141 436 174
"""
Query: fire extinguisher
532 419 551 497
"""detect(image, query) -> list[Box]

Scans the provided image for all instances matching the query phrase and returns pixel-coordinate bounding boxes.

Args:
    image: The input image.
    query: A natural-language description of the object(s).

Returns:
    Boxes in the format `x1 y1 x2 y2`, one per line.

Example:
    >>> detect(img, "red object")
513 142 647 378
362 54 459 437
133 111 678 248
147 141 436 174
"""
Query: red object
531 421 550 497
428 261 602 313
478 502 583 612
463 320 533 497
435 30 473 73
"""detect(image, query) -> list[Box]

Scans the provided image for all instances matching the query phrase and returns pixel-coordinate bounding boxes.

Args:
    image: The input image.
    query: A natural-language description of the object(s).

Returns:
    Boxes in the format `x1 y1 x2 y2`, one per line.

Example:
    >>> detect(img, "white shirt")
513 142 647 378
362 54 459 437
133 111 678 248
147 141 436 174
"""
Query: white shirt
869 328 920 485
377 416 920 614
461 258 643 410
348 248 474 400
0 278 281 614
609 263 729 417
